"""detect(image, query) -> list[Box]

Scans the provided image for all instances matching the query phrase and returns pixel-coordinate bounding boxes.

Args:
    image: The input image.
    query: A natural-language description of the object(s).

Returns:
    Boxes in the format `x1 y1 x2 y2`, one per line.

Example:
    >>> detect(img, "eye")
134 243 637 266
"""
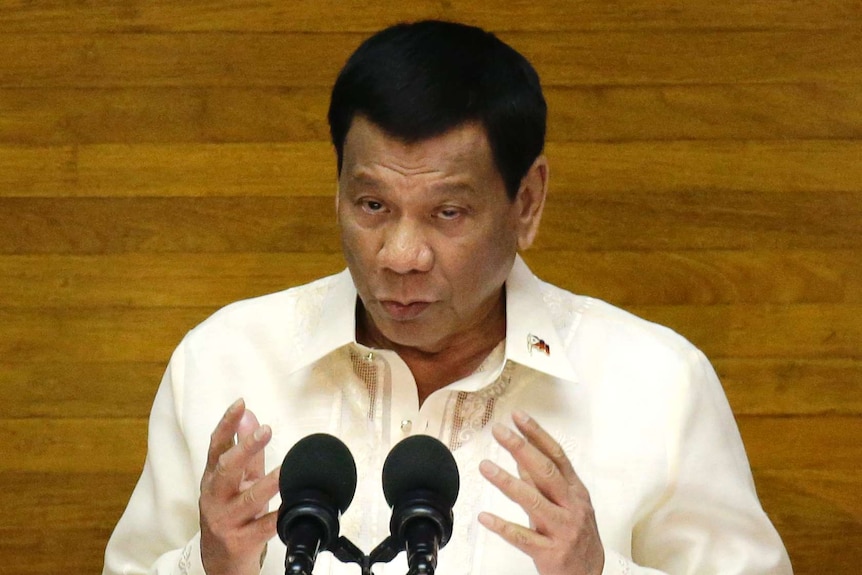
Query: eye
436 206 463 221
360 199 385 213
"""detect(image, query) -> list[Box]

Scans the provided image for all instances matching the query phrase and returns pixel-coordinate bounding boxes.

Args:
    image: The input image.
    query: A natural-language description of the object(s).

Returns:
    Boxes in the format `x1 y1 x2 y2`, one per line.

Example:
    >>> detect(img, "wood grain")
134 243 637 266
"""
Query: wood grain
1 2 859 573
0 362 163 419
629 303 862 359
0 191 858 255
523 250 862 305
0 527 116 575
0 469 856 575
0 303 858 363
0 415 855 473
2 31 860 89
0 471 140 529
4 85 862 147
0 419 148 473
755 468 862 573
716 358 862 416
0 197 343 254
538 191 862 251
738 416 862 470
1 250 859 310
4 140 861 198
2 358 858 420
1 1 861 33
0 253 347 308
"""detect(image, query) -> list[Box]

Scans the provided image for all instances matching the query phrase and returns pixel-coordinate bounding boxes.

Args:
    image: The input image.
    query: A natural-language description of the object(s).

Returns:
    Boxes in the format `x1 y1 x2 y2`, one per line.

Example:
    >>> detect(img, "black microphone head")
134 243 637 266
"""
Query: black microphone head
279 433 358 514
382 435 459 509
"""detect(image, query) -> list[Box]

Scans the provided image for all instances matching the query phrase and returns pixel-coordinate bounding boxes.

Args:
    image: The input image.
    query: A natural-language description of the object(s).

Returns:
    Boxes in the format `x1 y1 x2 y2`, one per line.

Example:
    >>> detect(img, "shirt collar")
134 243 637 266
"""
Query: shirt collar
295 256 578 384
502 255 579 383
293 268 358 371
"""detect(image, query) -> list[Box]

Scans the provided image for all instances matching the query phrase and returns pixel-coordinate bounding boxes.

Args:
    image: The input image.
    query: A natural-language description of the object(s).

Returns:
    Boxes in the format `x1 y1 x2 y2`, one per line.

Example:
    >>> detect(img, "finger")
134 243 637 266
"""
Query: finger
209 508 279 561
206 398 246 474
244 508 279 544
209 423 273 499
238 465 281 518
237 408 266 482
516 463 535 487
200 455 278 549
237 407 260 439
477 510 551 555
511 410 583 490
479 459 564 530
491 422 569 506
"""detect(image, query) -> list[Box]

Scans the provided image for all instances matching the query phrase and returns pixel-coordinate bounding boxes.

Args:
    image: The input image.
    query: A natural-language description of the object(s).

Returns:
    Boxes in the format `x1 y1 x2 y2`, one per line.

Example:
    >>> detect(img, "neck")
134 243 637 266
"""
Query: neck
356 294 506 405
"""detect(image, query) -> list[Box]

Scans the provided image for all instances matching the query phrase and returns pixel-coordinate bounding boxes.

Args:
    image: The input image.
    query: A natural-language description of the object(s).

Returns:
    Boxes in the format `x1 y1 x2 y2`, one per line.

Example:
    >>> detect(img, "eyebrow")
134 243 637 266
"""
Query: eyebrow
348 171 480 197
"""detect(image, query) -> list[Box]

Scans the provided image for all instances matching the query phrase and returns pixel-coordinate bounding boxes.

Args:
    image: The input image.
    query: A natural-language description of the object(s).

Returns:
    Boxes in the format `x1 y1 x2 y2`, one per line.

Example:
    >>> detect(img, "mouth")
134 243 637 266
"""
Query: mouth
378 300 432 321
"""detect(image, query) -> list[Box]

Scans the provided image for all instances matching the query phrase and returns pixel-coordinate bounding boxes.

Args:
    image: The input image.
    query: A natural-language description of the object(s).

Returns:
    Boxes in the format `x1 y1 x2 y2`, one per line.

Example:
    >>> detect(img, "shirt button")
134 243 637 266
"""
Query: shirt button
365 352 374 363
400 419 412 433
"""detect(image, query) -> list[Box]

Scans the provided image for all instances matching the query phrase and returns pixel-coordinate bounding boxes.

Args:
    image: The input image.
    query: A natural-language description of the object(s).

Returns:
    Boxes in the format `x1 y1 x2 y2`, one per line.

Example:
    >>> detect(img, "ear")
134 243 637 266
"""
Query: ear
513 155 548 251
334 173 342 222
334 148 343 221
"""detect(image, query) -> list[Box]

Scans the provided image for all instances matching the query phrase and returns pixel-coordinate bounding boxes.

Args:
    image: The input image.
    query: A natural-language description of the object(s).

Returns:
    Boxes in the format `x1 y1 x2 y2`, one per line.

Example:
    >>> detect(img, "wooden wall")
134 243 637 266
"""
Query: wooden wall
1 2 860 573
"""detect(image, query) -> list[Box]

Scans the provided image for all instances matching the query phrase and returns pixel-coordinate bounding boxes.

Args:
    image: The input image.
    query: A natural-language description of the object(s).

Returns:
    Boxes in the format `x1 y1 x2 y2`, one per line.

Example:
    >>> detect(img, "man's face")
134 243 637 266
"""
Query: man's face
337 116 545 353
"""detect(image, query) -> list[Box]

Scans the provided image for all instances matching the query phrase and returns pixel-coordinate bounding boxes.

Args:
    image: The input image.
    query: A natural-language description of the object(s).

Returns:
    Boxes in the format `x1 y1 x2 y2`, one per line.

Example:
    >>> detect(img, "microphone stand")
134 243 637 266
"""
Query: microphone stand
367 535 401 573
325 534 402 575
292 512 451 575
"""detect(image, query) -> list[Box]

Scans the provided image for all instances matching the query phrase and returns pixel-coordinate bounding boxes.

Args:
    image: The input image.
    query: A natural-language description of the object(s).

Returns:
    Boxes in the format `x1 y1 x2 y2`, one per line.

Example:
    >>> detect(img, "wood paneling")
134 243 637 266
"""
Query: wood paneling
0 362 162 419
1 250 858 309
2 31 861 89
2 1 862 33
0 527 116 575
756 468 862 574
1 303 859 363
0 415 857 474
3 85 861 146
3 357 860 420
1 1 861 33
717 358 862 416
3 140 862 197
524 250 862 305
630 304 862 358
1 2 859 573
0 192 858 255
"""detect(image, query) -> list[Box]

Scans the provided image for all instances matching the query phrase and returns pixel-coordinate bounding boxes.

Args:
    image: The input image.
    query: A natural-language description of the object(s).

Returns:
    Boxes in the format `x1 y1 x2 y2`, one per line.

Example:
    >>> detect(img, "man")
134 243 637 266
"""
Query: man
103 20 792 575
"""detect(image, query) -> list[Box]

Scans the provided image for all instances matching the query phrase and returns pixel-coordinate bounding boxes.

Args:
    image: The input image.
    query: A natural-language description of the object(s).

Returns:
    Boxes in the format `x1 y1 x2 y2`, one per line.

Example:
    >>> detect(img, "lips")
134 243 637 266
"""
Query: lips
379 300 432 321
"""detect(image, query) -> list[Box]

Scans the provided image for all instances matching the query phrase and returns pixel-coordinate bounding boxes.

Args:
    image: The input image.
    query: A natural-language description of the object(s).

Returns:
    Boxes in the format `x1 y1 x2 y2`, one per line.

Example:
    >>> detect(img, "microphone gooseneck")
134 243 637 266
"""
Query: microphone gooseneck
381 435 460 575
277 433 358 575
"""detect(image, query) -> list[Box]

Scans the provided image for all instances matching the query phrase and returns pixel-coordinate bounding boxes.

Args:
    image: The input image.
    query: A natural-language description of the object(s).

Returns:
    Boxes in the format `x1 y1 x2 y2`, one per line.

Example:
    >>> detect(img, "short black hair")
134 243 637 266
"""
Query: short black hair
328 20 547 200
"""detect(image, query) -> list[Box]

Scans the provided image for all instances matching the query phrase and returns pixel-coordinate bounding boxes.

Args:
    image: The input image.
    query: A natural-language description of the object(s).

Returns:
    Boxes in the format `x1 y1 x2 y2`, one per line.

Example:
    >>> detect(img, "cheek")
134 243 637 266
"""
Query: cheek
339 221 367 275
445 237 514 298
339 215 370 256
339 222 386 294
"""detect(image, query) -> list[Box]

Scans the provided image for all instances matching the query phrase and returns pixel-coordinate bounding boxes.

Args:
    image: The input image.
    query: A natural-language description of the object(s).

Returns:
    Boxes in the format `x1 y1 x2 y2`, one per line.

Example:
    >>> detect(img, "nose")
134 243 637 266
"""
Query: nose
378 218 434 274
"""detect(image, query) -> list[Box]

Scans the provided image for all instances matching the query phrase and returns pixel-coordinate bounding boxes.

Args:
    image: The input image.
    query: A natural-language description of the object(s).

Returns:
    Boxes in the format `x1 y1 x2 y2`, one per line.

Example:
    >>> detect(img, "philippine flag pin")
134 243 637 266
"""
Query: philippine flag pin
527 334 550 356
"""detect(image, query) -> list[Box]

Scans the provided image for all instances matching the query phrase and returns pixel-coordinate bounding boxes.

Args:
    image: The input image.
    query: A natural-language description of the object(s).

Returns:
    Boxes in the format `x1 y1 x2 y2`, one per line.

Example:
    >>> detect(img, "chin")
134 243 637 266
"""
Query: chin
378 321 444 351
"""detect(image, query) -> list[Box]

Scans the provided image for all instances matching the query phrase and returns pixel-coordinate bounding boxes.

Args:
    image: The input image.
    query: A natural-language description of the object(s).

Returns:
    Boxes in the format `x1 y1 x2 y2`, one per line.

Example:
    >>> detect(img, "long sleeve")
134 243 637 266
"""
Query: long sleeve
103 341 207 575
619 348 793 574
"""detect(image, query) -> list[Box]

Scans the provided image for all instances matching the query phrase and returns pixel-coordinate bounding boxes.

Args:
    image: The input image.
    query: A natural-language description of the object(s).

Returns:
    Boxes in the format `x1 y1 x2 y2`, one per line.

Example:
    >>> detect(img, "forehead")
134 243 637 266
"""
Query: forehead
340 116 503 187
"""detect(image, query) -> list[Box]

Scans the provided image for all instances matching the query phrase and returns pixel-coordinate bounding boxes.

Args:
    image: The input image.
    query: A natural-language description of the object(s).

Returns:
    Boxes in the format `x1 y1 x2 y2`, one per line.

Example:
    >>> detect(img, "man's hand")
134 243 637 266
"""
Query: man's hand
200 399 280 575
478 410 604 575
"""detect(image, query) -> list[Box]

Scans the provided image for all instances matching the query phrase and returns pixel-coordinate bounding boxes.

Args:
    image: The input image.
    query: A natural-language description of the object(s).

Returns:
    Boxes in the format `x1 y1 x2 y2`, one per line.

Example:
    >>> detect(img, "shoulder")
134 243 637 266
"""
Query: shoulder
533 281 724 445
182 272 340 352
535 278 703 380
538 279 690 346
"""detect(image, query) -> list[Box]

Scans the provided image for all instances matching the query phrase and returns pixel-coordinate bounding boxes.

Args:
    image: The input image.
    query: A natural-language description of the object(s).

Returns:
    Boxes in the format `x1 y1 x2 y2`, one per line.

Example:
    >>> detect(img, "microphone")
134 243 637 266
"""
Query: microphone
277 433 357 575
381 435 460 575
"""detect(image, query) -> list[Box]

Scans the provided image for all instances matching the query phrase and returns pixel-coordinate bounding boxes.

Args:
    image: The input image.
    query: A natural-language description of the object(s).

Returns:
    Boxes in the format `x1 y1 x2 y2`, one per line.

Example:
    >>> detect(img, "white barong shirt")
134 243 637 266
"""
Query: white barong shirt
103 256 792 575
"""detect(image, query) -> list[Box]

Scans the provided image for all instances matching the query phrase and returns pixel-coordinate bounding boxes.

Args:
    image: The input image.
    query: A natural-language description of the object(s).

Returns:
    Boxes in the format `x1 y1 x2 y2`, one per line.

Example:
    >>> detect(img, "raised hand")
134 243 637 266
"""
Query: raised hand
199 399 280 575
479 410 604 575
